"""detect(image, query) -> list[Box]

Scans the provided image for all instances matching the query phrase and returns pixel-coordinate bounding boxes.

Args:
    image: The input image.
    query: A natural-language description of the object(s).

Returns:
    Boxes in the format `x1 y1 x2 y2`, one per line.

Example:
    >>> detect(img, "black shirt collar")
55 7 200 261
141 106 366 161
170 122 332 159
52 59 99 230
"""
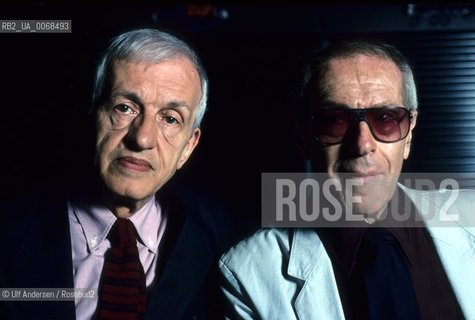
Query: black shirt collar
316 186 425 275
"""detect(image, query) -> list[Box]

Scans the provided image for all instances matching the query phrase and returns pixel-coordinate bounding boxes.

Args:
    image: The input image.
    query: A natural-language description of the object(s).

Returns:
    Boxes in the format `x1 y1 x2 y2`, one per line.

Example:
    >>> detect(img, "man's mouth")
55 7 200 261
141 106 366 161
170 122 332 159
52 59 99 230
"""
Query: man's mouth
341 170 381 184
117 156 153 172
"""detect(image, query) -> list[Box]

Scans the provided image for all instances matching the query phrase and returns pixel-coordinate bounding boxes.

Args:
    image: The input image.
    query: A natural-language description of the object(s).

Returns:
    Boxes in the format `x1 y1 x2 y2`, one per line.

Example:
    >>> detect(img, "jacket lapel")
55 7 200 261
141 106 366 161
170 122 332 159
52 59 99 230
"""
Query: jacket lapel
403 186 475 318
429 225 475 318
288 229 345 320
14 196 76 319
146 188 215 319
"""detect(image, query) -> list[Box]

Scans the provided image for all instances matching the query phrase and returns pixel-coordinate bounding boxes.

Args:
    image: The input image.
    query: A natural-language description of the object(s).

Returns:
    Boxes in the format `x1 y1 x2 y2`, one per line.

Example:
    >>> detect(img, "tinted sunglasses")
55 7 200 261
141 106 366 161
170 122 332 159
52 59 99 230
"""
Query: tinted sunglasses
311 107 414 145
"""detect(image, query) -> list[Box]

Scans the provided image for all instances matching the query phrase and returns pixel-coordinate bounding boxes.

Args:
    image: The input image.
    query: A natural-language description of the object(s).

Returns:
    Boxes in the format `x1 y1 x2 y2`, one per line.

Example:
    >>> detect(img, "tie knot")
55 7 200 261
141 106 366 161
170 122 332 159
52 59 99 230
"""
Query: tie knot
109 218 137 247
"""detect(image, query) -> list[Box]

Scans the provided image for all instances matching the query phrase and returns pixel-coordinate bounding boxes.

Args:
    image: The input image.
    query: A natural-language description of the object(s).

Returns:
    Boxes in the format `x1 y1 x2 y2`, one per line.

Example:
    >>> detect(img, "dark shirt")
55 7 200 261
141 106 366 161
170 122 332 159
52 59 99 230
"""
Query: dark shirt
317 191 464 320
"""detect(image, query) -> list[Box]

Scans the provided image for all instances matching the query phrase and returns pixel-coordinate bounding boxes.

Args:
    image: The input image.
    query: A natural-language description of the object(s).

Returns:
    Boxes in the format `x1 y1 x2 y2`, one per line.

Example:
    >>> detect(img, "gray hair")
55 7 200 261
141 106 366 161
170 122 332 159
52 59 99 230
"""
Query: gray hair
92 28 208 129
301 39 418 112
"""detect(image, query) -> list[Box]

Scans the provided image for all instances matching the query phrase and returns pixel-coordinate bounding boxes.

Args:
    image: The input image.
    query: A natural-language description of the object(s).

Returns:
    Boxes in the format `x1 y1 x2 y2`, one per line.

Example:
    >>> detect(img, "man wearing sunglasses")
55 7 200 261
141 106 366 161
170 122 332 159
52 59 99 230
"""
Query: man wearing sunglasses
219 40 475 319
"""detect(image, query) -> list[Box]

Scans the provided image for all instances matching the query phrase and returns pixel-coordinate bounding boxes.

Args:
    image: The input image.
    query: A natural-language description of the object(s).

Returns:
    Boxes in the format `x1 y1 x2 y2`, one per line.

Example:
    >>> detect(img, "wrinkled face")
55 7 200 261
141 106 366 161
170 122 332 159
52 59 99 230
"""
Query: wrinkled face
310 54 417 216
95 58 201 204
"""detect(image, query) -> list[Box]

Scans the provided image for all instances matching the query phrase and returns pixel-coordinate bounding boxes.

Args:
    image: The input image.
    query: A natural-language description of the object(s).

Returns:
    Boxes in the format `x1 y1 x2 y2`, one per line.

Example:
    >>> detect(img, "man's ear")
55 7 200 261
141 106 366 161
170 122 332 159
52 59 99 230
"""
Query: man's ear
177 128 201 169
403 111 418 160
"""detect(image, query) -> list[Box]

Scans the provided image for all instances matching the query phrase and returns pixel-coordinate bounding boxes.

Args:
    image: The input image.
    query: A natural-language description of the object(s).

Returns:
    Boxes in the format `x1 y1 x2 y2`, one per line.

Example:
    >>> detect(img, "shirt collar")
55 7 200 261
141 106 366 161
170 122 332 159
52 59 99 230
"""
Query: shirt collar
129 197 163 254
317 227 366 275
70 196 162 254
317 186 423 275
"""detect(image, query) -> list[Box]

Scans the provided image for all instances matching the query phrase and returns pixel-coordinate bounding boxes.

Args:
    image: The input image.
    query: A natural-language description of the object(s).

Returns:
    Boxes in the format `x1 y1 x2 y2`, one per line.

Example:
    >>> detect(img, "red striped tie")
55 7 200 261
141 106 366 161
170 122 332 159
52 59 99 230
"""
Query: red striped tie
98 218 146 320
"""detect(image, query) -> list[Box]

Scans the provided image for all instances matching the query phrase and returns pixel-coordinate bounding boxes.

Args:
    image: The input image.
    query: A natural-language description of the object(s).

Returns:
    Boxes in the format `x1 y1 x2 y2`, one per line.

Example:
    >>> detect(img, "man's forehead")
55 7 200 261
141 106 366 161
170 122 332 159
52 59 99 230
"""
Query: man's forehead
325 54 402 82
108 58 201 104
111 57 199 78
320 54 404 105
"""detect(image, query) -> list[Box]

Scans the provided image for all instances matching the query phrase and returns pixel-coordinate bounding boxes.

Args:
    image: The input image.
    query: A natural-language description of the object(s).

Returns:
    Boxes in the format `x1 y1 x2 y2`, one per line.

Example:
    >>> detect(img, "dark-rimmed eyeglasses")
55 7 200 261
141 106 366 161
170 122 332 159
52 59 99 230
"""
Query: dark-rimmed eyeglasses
311 107 414 145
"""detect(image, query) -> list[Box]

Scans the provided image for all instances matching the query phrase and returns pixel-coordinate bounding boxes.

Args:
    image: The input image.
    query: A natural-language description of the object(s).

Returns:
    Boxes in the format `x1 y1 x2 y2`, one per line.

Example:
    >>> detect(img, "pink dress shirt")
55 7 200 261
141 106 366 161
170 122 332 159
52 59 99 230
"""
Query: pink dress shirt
68 196 167 320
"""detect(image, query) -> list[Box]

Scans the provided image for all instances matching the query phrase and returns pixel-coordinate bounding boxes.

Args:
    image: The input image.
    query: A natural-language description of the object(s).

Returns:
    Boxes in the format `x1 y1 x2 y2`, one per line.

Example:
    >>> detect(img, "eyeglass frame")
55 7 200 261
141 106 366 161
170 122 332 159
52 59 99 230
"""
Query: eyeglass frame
309 105 416 146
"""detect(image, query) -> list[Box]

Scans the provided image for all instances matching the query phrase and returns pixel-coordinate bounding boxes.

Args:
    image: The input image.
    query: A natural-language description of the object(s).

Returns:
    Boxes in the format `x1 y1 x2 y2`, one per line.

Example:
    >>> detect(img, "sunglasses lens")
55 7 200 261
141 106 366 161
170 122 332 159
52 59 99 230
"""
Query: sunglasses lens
314 110 351 144
367 108 410 142
313 108 411 144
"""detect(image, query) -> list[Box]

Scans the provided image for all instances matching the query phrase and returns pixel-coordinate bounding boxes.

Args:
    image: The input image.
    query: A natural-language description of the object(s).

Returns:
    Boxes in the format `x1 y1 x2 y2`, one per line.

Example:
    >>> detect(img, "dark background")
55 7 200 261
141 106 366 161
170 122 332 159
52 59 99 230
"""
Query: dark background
2 4 475 235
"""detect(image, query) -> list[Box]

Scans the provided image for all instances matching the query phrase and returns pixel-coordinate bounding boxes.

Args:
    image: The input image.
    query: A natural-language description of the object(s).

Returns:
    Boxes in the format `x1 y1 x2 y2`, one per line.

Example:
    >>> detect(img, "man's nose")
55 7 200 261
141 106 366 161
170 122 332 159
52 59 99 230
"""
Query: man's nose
124 115 157 151
354 121 377 156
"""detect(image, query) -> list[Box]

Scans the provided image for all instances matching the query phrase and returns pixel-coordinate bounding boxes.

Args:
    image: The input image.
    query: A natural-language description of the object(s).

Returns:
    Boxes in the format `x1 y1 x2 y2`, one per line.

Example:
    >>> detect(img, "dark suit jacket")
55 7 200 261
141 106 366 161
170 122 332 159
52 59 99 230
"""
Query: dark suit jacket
0 182 234 319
